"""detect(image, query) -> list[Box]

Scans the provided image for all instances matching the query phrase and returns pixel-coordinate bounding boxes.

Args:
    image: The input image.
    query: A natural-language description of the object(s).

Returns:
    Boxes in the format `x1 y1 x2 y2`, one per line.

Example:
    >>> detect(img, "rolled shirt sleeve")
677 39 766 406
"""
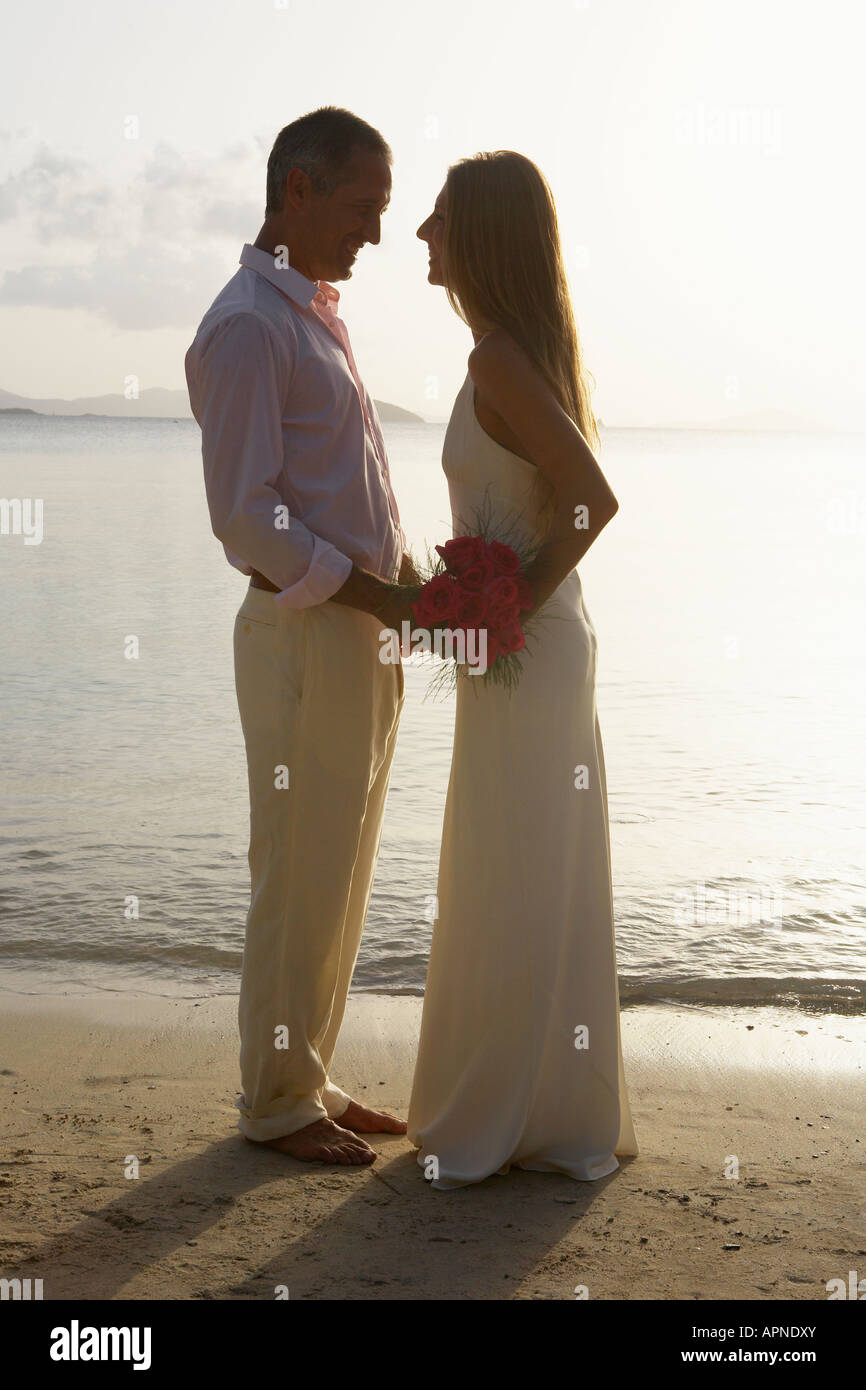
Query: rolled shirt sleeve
189 311 353 608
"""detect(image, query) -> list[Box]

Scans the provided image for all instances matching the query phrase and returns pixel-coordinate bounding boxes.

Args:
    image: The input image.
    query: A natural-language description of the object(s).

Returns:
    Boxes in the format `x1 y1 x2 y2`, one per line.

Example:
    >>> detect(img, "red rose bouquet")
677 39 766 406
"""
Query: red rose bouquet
408 532 536 692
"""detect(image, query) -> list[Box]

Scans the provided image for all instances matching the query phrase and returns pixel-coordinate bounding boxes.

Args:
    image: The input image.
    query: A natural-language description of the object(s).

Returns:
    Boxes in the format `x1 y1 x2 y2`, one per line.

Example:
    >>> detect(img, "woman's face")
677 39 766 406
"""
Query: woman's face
416 183 447 286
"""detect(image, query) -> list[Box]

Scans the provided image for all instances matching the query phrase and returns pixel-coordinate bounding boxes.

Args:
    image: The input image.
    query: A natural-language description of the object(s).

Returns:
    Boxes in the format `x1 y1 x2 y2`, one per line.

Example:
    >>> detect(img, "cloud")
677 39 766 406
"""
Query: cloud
0 146 115 238
0 141 263 328
0 246 235 330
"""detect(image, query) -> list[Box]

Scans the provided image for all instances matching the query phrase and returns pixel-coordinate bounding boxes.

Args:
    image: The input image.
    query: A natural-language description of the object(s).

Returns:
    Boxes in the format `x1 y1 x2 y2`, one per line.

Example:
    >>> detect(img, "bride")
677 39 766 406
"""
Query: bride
398 151 638 1190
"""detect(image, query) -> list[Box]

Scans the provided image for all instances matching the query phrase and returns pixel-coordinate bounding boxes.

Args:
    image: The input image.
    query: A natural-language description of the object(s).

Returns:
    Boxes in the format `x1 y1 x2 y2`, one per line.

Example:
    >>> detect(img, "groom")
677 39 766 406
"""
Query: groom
185 107 418 1165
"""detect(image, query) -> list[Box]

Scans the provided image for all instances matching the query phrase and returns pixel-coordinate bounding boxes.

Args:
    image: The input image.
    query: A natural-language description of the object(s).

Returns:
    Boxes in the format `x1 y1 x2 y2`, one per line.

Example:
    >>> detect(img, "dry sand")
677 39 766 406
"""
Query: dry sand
1 991 863 1301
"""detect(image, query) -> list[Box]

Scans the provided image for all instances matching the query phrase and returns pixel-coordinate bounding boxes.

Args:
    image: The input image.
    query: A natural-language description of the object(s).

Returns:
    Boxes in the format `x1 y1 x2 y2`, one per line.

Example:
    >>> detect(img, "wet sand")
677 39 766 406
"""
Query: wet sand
1 991 863 1300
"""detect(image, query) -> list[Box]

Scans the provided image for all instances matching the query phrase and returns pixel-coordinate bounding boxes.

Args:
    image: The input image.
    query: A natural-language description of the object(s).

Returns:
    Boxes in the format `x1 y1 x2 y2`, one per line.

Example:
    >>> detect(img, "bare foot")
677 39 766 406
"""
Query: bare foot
248 1118 377 1165
338 1099 408 1135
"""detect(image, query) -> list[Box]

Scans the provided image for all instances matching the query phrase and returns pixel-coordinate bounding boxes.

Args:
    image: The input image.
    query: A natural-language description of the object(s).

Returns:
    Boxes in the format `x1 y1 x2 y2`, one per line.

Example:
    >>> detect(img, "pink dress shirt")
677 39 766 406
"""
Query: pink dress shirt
185 243 405 607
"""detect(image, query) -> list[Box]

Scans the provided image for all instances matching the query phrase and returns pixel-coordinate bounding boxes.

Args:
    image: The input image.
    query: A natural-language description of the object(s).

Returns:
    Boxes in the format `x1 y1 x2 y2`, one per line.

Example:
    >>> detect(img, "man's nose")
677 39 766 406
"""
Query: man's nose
362 214 382 245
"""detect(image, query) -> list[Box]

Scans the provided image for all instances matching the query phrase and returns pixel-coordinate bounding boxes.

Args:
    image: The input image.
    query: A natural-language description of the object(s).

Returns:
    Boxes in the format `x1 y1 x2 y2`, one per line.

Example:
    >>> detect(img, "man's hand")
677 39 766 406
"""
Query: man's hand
373 582 424 633
331 563 423 632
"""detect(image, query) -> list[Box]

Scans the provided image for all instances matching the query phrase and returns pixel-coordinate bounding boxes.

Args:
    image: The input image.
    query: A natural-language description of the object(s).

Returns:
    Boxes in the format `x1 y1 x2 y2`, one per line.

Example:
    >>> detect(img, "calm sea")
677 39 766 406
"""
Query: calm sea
1 413 864 1012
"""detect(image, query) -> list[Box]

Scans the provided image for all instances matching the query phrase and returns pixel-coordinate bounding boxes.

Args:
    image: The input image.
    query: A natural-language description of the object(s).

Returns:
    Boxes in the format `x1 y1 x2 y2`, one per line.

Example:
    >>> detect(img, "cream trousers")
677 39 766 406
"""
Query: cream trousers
232 583 404 1140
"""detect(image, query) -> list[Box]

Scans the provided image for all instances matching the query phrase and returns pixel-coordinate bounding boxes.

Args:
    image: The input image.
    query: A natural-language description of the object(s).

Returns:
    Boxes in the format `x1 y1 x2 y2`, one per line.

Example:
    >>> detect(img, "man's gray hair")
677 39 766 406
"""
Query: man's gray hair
266 106 391 213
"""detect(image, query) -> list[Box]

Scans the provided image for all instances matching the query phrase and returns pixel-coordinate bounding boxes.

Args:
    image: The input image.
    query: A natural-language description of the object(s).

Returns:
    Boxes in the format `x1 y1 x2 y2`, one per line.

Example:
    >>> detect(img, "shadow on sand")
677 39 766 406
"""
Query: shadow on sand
10 1132 632 1300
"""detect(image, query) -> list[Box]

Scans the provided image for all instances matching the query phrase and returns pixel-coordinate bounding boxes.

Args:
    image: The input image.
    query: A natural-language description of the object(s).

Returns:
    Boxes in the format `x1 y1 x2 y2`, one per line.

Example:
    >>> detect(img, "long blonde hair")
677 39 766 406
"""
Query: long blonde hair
441 150 599 449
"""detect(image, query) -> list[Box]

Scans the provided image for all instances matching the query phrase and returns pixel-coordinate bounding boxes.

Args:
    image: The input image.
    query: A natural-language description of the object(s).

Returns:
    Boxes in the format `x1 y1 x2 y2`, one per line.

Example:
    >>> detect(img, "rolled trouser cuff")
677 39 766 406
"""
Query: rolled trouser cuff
235 1091 328 1142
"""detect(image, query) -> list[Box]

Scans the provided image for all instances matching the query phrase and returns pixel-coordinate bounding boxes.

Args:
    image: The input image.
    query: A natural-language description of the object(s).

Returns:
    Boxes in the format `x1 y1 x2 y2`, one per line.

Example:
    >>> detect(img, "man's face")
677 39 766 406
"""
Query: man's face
308 151 391 282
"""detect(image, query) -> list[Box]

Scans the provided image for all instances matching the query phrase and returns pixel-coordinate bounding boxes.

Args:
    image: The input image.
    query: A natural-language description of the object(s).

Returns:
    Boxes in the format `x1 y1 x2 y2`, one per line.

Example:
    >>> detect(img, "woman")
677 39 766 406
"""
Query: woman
405 151 638 1190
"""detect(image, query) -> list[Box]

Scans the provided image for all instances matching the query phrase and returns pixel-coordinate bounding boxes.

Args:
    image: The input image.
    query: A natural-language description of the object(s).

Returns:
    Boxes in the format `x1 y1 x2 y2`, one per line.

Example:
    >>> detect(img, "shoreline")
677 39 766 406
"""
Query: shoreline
1 990 863 1300
1 966 862 1016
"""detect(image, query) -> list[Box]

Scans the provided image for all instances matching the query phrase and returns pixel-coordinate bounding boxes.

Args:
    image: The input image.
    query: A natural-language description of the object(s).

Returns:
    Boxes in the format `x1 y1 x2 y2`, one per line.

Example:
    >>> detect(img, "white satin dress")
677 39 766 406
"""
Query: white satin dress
407 371 638 1190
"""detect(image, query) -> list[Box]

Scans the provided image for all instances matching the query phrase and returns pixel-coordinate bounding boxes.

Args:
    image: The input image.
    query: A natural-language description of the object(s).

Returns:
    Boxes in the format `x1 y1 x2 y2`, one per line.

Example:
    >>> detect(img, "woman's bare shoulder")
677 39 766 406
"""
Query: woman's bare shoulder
468 328 552 421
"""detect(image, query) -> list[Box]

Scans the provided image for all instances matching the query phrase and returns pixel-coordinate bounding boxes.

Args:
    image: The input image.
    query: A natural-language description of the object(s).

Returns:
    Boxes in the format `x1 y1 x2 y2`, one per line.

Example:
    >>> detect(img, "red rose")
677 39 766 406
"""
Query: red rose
497 622 526 654
435 535 486 575
487 540 521 576
413 573 458 627
485 578 521 630
488 607 520 637
455 591 489 627
486 575 519 609
458 555 498 592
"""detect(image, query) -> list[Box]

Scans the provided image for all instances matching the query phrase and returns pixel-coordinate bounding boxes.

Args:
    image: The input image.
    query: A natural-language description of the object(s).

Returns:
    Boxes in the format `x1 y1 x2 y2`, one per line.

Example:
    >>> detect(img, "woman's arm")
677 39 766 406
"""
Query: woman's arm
468 329 618 612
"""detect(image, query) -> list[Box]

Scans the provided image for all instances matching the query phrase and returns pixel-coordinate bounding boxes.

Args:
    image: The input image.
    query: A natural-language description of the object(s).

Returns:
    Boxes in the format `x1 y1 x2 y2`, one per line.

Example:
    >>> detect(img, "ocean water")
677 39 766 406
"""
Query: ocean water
0 412 864 1012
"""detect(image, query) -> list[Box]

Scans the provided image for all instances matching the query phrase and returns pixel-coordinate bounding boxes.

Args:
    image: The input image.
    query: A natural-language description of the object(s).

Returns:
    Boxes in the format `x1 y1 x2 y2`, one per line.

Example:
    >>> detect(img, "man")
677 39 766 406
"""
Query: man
185 107 417 1166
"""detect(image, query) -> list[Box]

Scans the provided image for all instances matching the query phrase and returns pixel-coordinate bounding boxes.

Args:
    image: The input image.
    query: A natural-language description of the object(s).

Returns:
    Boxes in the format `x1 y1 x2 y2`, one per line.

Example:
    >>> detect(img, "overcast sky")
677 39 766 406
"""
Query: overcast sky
1 0 863 426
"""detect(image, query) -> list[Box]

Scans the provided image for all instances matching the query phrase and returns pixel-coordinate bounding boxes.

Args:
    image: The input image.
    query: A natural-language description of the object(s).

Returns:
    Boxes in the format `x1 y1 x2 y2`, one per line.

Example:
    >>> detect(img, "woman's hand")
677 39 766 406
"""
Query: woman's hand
398 551 423 586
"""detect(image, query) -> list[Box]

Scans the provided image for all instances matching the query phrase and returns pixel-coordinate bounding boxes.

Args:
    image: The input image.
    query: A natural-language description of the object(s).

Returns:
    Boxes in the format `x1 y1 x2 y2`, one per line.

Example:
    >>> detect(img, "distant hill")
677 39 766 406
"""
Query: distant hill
0 386 424 423
0 388 845 433
372 400 425 423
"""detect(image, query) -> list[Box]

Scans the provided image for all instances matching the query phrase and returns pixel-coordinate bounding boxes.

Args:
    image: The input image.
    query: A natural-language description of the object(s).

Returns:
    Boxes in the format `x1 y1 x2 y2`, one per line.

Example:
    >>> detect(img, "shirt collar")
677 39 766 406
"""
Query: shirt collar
239 243 340 312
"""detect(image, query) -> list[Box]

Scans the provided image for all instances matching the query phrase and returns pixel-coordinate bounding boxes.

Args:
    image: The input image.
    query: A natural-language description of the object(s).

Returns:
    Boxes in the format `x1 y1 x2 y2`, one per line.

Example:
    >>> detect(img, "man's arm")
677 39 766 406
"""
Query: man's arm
330 562 422 627
189 312 353 608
